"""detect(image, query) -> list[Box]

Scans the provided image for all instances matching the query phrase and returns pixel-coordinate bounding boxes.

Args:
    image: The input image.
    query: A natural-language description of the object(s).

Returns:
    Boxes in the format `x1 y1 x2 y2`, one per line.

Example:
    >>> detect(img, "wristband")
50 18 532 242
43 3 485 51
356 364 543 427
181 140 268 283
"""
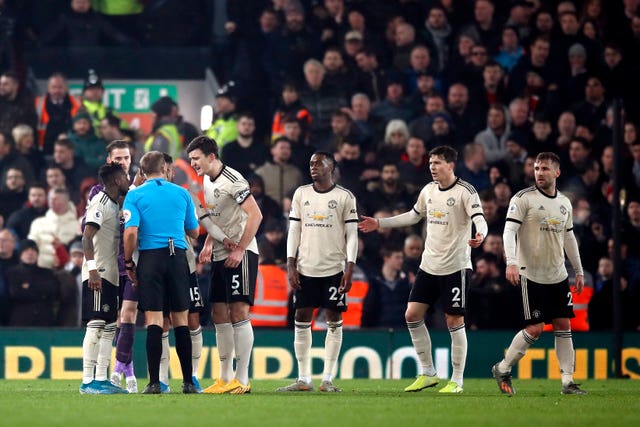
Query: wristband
86 259 97 271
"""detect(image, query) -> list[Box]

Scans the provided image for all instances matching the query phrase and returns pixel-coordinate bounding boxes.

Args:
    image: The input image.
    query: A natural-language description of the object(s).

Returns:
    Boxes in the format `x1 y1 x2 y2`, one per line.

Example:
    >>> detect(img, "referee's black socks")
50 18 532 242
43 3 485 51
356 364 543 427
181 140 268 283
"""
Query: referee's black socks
174 326 193 383
146 325 163 384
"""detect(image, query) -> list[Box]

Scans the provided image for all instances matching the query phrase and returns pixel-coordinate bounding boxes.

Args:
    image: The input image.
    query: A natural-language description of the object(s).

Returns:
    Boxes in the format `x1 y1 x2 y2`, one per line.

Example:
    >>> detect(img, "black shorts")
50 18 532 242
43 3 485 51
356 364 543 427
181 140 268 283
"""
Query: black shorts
137 248 191 312
520 277 575 325
82 278 119 323
409 269 470 316
189 272 204 313
209 251 258 305
118 275 138 305
293 272 347 313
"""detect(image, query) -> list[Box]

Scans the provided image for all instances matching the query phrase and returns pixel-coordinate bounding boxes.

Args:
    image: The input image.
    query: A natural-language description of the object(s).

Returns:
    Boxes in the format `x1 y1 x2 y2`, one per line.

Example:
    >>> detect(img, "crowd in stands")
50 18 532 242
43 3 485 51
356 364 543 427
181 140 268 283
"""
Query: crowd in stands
1 0 640 331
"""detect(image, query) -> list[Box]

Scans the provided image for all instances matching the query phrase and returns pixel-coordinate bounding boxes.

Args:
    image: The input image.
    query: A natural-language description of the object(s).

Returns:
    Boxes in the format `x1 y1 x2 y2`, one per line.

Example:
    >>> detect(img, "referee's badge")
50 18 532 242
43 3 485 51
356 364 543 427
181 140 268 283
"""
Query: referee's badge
122 209 132 223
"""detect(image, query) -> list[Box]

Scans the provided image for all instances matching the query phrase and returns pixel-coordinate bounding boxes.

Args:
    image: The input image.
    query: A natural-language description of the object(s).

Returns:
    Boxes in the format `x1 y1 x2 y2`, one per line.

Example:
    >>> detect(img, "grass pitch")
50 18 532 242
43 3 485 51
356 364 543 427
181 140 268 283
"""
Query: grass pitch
1 379 637 427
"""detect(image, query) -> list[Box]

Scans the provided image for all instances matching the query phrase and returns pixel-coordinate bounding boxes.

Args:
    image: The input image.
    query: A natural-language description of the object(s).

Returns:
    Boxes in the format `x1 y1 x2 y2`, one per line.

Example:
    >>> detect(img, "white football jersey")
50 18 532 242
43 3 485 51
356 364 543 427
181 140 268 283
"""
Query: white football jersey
289 184 358 277
203 165 259 261
506 186 574 284
82 191 121 285
414 179 484 275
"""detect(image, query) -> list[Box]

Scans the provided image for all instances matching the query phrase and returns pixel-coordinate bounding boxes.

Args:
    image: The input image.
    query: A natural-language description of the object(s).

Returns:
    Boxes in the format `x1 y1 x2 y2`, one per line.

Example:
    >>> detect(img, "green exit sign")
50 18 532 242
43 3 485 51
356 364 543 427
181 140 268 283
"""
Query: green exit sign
69 83 178 113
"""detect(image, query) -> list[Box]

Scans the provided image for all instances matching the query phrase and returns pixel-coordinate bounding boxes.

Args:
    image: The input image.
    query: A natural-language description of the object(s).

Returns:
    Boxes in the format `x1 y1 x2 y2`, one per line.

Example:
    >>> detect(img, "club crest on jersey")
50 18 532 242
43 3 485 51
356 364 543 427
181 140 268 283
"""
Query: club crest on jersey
213 188 220 198
328 200 337 209
102 304 110 313
560 205 567 215
447 197 455 206
94 211 102 219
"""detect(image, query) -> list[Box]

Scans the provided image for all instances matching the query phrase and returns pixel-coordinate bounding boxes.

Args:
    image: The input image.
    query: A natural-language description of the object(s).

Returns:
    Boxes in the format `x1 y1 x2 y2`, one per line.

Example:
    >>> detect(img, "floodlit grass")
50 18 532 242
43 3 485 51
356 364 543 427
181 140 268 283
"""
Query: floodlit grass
0 379 637 427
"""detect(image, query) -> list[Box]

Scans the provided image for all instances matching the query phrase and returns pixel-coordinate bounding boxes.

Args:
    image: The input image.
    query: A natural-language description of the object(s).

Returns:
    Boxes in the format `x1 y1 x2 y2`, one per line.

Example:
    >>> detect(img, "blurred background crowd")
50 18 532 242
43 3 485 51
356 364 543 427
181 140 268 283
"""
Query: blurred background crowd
0 0 639 332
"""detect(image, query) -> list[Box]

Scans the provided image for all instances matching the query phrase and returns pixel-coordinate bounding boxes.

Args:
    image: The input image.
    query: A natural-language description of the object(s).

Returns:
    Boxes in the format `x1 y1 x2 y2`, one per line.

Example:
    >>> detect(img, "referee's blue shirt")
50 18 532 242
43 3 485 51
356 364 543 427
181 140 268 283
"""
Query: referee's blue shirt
123 177 198 250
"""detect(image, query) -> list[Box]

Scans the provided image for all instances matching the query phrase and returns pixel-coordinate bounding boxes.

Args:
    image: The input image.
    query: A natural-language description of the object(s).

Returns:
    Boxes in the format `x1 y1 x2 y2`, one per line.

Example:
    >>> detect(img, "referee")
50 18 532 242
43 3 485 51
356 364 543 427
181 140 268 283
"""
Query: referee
123 151 200 394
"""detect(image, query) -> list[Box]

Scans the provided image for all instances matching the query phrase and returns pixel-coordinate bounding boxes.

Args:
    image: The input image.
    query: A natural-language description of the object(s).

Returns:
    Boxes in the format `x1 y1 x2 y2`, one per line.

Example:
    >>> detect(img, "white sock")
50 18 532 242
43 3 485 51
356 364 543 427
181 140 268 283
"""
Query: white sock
499 329 537 373
233 319 254 385
159 332 170 384
294 321 312 383
555 330 575 385
95 322 116 381
407 320 437 376
449 324 467 387
215 323 235 382
190 326 203 378
82 320 104 383
323 321 343 382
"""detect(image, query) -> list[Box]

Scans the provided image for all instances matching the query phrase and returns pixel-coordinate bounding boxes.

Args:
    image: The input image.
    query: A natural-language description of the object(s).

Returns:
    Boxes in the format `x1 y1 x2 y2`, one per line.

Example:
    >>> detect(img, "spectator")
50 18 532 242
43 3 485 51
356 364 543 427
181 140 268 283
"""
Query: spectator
529 113 556 155
79 69 123 135
398 136 430 196
508 35 555 100
494 26 524 72
27 187 78 269
144 96 181 160
572 75 607 127
221 113 269 179
378 119 410 165
402 233 423 283
325 110 360 154
462 0 501 54
299 59 348 150
44 165 67 192
34 72 81 156
0 71 37 136
404 45 434 95
503 134 529 188
248 174 281 237
556 110 577 153
322 47 353 95
281 115 315 178
419 4 452 74
479 190 503 235
205 81 239 150
354 48 388 104
335 140 366 195
0 131 35 188
67 111 107 173
271 82 311 140
588 256 633 331
407 70 437 118
446 83 482 145
12 124 44 178
390 22 417 71
361 162 414 217
474 103 510 164
263 1 322 94
256 218 287 266
408 93 446 146
0 227 18 270
0 167 27 219
370 77 414 124
38 0 134 47
468 252 519 330
457 142 490 193
7 239 61 327
344 92 381 153
361 245 411 328
48 138 93 202
6 183 48 240
426 112 456 149
255 137 304 208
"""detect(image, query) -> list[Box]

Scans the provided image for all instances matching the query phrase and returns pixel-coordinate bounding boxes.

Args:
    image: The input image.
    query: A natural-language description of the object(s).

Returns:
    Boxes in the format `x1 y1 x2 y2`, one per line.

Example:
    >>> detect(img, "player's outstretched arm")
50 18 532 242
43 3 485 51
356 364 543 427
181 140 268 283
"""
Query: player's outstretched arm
358 215 379 233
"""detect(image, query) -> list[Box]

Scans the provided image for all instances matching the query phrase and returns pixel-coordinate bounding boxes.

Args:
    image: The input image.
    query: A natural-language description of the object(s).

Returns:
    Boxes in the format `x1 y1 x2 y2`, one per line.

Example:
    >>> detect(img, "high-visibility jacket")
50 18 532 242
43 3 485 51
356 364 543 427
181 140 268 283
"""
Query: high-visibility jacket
90 0 143 14
250 264 289 327
34 94 81 149
543 284 593 332
144 123 182 160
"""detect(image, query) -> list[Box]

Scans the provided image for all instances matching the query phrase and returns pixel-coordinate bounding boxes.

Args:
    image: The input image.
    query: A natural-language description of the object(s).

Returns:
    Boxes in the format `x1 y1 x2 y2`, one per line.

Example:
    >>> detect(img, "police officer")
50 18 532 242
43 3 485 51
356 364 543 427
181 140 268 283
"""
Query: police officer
122 150 200 394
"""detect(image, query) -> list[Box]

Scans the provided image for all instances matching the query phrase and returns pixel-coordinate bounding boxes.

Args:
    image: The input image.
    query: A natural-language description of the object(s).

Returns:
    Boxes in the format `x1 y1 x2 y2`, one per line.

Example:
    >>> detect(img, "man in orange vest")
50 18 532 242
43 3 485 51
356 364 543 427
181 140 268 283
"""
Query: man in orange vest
251 262 290 327
35 73 81 156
